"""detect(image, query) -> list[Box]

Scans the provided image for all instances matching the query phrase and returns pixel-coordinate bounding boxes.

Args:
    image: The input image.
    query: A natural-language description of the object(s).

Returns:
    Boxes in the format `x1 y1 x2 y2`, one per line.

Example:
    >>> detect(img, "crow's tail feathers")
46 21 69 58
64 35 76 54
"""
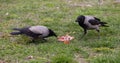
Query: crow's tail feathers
100 22 109 27
10 28 22 35
10 32 22 35
12 28 21 31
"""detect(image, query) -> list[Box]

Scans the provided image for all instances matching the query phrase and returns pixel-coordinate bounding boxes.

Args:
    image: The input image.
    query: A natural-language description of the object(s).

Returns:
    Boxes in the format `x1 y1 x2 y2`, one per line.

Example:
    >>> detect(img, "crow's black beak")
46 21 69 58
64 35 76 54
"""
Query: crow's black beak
75 20 78 22
54 34 57 37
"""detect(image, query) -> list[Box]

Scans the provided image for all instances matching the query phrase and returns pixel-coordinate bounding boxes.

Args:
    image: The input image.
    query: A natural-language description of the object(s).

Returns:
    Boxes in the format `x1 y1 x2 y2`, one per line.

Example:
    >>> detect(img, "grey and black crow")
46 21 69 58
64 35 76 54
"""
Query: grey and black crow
75 15 108 39
10 25 57 41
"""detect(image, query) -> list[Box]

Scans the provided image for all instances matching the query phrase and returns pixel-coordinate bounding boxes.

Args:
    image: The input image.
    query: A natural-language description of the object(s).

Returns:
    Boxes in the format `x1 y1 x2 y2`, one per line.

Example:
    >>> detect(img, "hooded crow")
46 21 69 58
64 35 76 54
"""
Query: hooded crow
75 15 108 39
10 25 57 41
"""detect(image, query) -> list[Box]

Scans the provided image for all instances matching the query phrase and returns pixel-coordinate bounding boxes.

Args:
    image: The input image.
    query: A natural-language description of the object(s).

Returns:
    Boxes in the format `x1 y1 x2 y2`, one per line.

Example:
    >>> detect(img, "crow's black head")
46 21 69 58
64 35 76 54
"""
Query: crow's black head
75 15 85 22
75 15 86 27
48 29 57 37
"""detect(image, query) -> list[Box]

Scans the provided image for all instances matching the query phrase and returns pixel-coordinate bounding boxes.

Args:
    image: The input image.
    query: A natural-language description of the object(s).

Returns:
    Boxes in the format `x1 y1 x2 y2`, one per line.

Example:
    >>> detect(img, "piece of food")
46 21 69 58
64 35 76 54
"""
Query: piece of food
58 34 74 44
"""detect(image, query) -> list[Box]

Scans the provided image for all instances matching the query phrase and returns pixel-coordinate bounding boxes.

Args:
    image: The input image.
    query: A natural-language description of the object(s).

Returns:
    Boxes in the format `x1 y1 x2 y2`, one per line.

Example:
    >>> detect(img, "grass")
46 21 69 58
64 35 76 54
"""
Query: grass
90 51 120 63
0 0 120 63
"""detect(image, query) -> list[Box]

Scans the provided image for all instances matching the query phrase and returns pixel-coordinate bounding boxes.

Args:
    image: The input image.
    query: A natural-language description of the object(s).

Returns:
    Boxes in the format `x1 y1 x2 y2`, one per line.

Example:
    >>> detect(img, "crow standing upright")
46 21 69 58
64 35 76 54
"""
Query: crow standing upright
10 25 57 41
75 15 108 39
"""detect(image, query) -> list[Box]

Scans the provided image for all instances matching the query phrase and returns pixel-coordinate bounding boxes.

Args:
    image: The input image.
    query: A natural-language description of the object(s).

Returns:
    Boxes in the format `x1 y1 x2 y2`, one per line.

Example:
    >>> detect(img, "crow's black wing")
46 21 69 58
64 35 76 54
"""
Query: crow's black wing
94 17 101 21
89 19 100 25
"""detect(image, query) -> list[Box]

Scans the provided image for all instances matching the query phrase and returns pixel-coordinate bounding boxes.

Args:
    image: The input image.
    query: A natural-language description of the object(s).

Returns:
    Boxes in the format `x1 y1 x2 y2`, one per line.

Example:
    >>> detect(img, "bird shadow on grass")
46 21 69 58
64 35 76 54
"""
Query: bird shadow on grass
26 39 48 45
78 34 100 41
11 35 49 45
13 37 48 45
78 30 109 41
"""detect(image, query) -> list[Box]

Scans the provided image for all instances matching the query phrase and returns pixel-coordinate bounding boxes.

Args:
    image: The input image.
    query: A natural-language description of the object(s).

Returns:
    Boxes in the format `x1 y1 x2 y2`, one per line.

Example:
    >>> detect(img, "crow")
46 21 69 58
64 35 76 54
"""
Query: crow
10 25 57 41
75 15 108 39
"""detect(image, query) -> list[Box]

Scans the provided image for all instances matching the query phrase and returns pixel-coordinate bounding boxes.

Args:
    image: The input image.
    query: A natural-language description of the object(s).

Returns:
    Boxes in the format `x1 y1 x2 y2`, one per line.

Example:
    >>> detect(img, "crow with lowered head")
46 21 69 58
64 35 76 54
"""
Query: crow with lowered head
10 25 57 41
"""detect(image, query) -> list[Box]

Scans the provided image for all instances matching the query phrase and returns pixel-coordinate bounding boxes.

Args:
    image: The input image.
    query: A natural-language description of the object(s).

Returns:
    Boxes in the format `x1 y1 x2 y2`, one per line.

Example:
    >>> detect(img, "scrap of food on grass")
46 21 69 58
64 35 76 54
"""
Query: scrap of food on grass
58 34 74 44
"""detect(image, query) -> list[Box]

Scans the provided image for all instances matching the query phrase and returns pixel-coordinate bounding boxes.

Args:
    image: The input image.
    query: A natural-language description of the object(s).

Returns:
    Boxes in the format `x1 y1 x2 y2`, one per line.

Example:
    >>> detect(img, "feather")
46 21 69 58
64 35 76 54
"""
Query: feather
10 32 22 35
29 26 49 37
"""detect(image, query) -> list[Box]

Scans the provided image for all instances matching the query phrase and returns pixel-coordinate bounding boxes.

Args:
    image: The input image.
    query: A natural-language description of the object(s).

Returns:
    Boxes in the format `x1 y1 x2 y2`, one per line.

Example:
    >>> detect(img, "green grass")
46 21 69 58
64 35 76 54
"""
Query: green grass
90 51 120 63
0 0 120 63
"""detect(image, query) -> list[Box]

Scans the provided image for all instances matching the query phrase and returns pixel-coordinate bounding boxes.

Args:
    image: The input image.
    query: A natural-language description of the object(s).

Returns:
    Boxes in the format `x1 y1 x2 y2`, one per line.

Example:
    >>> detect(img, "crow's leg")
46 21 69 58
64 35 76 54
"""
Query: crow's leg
81 29 87 39
42 38 47 41
96 29 100 39
39 36 47 41
30 36 39 42
31 37 37 42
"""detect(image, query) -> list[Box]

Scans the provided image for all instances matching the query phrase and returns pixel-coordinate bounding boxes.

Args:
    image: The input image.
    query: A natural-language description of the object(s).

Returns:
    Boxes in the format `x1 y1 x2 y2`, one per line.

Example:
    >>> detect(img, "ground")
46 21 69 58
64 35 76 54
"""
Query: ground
0 0 120 63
